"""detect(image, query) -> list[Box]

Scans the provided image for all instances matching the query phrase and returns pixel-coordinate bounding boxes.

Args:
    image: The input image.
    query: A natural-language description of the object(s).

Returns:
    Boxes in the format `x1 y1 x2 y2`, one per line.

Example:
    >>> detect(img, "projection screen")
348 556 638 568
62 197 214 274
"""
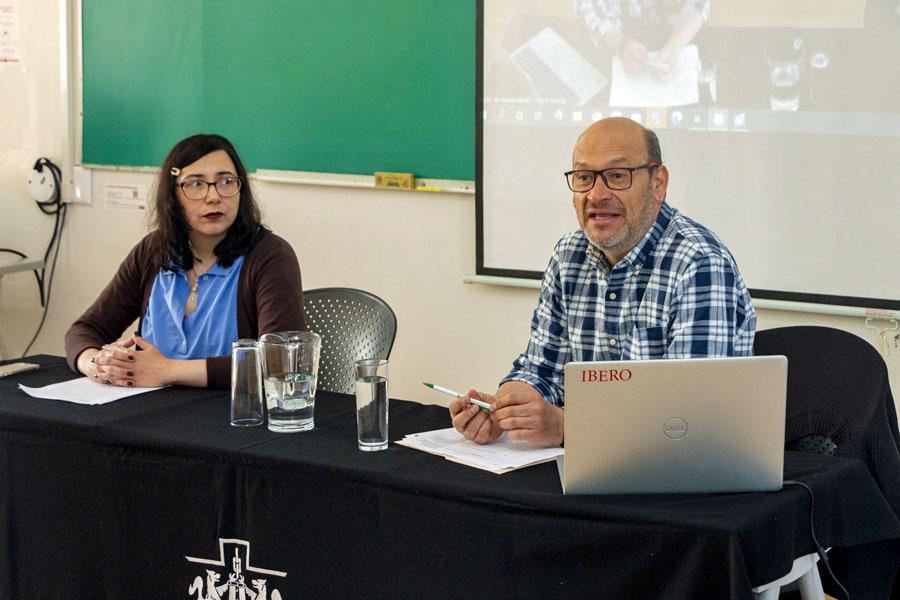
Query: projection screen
477 0 900 310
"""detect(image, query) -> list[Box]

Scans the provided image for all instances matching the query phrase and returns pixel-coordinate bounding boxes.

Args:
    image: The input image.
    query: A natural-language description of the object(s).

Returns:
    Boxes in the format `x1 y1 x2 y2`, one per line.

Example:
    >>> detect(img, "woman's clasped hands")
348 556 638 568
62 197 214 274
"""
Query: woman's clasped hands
78 334 172 388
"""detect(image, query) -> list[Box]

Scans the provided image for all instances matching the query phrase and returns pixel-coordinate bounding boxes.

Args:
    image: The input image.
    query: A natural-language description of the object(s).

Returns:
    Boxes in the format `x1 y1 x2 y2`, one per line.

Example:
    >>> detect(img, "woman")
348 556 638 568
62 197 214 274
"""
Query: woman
65 134 304 388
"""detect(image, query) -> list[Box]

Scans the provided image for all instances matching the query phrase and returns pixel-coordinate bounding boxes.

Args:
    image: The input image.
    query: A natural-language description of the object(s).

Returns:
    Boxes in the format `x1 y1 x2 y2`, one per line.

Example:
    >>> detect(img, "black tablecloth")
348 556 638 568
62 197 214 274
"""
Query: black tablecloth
2 356 900 599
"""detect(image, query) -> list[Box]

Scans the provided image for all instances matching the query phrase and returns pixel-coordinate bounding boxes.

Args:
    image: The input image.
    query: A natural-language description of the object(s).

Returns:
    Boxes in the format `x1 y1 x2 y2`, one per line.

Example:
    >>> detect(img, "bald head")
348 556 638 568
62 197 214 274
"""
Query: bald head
573 118 662 167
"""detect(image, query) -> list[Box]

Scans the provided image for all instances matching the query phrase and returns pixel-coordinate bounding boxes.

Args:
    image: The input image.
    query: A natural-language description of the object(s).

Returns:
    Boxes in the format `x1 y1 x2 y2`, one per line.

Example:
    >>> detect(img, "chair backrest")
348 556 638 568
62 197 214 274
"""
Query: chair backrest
754 325 900 516
303 287 397 395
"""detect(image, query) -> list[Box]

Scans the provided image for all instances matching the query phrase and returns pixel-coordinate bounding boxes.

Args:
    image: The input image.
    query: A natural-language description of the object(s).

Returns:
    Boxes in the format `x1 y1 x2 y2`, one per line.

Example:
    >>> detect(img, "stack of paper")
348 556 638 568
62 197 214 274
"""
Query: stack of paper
396 427 563 474
19 377 163 405
608 44 700 107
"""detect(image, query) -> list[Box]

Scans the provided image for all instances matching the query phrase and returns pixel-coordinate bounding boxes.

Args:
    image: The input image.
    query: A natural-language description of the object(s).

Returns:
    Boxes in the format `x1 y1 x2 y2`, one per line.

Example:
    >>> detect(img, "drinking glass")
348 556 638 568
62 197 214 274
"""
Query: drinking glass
355 358 389 451
766 37 805 111
231 339 264 427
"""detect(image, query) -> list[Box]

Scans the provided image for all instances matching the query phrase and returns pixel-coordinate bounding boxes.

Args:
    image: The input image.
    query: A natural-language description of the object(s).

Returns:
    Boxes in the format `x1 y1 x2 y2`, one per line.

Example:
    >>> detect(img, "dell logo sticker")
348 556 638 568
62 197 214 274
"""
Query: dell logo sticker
664 417 688 439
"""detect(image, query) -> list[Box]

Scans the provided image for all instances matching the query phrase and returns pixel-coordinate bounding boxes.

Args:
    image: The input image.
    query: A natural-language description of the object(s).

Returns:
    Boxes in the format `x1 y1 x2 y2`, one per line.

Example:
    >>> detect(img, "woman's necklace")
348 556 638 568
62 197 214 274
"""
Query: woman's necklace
186 249 213 315
186 268 200 314
187 269 200 297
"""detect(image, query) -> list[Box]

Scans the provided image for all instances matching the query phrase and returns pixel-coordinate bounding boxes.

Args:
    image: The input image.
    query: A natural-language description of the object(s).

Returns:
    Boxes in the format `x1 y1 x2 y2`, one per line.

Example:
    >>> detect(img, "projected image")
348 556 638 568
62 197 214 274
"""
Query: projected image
479 0 900 307
484 0 900 134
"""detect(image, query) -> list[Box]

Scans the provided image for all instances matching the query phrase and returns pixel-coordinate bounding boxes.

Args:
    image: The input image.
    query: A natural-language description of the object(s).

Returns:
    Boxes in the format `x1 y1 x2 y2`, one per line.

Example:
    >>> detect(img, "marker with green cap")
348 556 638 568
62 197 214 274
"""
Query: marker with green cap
423 382 491 411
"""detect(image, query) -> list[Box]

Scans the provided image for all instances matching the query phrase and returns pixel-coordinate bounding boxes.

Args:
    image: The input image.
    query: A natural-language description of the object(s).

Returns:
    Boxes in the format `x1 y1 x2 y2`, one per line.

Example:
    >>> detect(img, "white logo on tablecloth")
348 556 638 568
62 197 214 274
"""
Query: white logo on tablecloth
186 538 285 599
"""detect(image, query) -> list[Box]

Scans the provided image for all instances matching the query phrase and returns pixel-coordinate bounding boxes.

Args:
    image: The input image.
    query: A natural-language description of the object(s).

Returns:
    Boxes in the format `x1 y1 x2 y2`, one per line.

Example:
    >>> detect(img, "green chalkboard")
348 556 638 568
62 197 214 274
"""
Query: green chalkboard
82 1 475 181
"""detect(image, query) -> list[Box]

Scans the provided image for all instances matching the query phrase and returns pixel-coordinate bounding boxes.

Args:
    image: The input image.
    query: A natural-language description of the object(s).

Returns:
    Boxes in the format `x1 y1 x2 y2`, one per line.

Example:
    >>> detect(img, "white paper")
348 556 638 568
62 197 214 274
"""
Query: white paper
19 377 162 405
609 44 699 107
0 0 19 63
105 183 147 210
397 427 563 474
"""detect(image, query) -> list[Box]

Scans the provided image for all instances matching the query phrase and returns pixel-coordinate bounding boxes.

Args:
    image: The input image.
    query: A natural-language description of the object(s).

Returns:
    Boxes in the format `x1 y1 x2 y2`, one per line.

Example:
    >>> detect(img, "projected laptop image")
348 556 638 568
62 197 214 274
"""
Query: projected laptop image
510 27 608 106
558 356 787 495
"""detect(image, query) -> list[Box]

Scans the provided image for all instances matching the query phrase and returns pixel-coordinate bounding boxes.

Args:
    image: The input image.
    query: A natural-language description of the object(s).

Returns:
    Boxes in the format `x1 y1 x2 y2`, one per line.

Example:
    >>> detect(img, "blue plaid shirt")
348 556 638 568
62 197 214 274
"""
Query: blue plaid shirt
575 0 711 45
502 201 756 406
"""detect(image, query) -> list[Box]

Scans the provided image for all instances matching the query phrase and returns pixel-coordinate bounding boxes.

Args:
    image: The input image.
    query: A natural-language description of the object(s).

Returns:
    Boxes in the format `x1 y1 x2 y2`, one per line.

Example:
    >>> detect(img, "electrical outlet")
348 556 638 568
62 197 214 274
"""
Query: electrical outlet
27 168 57 203
71 166 92 205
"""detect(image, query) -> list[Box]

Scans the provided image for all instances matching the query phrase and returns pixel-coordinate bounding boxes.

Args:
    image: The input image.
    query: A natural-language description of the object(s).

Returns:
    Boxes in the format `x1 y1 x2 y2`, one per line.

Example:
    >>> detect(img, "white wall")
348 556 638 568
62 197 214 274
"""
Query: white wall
2 0 900 413
0 0 65 264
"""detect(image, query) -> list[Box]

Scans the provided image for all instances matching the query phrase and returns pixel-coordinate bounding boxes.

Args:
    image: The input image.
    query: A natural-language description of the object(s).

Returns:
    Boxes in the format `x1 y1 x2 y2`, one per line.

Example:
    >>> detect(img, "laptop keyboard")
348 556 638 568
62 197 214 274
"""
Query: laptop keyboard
513 47 577 104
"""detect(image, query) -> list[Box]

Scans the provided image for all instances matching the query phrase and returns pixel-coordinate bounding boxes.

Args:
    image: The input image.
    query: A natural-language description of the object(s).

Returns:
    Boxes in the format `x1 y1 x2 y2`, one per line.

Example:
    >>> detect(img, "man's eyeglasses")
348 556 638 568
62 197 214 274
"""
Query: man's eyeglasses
564 162 659 192
178 176 242 200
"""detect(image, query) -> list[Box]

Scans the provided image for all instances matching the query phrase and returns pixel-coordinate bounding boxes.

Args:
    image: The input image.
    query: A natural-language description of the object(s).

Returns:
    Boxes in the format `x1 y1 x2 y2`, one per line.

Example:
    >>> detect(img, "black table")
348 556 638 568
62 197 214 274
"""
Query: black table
2 356 899 599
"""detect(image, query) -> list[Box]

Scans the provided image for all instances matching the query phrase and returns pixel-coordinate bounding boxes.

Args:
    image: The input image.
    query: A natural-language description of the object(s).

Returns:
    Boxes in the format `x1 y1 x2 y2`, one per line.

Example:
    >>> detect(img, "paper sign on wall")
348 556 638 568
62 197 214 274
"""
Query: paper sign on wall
0 0 20 63
105 183 147 210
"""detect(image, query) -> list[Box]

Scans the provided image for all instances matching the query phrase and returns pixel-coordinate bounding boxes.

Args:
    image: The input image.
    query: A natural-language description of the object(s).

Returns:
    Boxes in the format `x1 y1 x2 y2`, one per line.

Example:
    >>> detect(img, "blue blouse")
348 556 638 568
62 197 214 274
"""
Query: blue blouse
142 256 245 359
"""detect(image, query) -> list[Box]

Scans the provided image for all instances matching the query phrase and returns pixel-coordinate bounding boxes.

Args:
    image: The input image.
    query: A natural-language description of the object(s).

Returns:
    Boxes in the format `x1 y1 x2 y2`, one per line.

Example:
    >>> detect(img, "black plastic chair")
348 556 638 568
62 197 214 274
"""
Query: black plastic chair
754 325 900 598
303 287 397 394
754 326 900 509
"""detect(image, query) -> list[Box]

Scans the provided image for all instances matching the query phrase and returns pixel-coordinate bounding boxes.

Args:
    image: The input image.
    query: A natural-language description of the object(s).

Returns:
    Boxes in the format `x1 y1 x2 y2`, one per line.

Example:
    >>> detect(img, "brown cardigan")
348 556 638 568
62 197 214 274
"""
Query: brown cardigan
64 229 305 388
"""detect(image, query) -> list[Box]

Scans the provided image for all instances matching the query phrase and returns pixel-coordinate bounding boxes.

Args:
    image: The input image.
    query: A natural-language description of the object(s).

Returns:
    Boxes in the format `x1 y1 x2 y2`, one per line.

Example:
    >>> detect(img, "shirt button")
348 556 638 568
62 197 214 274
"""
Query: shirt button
609 292 617 300
203 276 208 281
609 338 617 346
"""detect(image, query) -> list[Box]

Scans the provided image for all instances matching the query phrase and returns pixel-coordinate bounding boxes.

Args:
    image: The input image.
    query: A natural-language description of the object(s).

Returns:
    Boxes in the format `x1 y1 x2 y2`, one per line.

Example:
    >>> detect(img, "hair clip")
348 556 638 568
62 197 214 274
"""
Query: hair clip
170 167 181 176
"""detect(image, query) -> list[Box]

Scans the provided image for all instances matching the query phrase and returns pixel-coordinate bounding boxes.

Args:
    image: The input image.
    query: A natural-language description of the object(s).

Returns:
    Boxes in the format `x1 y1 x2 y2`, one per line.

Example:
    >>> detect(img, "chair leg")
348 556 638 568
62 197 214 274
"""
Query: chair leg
797 565 825 600
754 586 781 600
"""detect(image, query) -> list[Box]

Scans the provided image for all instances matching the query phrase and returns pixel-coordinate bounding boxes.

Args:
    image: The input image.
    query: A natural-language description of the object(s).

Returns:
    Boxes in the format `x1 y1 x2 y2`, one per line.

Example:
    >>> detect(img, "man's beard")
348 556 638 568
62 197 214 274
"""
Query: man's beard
582 183 657 256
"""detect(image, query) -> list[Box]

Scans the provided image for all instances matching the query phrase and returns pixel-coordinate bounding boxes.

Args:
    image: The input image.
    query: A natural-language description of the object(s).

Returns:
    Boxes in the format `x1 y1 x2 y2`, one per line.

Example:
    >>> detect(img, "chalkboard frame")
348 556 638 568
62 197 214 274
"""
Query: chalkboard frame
81 0 477 181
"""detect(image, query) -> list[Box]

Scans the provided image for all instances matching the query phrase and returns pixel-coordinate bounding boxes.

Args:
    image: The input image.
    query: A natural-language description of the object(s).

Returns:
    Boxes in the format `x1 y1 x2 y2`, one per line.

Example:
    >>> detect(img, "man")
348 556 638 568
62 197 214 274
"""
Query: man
576 0 709 74
451 117 755 447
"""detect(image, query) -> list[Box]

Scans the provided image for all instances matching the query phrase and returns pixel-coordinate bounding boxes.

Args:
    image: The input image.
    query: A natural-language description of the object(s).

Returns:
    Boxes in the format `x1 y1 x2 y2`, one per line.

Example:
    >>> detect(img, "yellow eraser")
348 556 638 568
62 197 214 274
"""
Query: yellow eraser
374 172 414 189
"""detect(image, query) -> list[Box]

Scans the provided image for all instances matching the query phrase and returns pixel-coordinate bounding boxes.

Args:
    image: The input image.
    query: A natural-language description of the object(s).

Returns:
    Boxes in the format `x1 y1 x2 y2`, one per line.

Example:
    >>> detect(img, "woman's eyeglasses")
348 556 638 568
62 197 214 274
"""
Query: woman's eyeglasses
178 176 242 200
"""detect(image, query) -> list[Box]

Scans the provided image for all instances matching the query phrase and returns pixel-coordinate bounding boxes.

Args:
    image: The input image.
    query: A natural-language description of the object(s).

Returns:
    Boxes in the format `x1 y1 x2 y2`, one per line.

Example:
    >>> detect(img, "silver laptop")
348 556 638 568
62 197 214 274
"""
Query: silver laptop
510 27 608 106
558 356 787 494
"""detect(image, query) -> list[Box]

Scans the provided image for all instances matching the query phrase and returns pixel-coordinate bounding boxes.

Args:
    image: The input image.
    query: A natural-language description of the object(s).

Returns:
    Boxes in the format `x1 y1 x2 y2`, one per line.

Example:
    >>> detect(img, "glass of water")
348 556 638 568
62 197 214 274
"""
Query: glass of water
354 358 389 451
259 331 321 433
765 37 805 111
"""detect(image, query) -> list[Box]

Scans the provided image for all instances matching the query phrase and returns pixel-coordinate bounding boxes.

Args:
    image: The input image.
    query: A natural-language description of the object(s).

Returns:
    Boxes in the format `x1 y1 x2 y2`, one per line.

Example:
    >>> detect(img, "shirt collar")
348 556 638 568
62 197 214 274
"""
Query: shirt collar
203 261 231 277
618 200 673 270
585 235 609 272
171 260 232 279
